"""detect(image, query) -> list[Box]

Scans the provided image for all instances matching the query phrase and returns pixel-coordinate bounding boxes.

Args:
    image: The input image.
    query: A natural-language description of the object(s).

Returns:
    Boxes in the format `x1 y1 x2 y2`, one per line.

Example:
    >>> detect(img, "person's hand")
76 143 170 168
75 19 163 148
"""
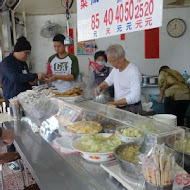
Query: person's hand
94 86 101 95
45 74 52 79
106 102 114 105
47 74 57 82
106 102 117 107
29 79 37 86
42 74 52 82
37 72 45 80
1 129 14 145
157 96 162 103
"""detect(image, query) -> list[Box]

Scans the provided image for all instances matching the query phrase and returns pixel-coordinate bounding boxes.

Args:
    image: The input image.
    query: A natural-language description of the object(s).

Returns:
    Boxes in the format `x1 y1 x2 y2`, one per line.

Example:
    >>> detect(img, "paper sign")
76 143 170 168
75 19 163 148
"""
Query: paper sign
145 28 159 59
77 40 96 55
175 174 190 187
68 29 75 54
120 33 126 40
77 0 163 42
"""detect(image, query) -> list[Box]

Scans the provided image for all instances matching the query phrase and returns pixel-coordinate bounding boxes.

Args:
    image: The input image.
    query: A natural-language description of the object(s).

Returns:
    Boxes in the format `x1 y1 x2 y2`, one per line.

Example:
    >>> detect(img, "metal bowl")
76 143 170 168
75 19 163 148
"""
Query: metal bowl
100 119 122 133
166 132 190 173
114 142 142 180
93 90 111 104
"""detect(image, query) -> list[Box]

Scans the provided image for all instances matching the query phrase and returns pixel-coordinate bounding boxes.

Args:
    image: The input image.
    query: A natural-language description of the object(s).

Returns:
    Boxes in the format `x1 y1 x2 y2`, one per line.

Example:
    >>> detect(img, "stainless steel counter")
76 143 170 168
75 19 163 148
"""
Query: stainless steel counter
4 119 127 190
141 85 158 88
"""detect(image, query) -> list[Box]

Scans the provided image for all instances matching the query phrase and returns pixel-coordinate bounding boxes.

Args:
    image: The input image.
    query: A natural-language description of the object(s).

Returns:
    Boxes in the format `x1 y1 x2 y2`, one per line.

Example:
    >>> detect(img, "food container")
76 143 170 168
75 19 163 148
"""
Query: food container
57 95 82 103
145 181 173 190
72 133 120 163
65 121 102 135
142 76 148 86
114 143 142 180
166 127 190 173
100 119 122 133
115 126 144 143
148 77 158 85
9 99 21 120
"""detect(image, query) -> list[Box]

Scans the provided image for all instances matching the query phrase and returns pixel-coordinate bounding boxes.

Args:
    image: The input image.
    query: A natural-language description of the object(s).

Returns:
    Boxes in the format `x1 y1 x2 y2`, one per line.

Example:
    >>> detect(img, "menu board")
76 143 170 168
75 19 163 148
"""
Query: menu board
77 0 163 42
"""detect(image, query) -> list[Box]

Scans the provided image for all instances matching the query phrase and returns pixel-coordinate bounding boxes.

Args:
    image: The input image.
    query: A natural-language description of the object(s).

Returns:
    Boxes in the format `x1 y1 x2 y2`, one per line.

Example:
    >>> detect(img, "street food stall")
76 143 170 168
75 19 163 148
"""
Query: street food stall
3 88 190 189
1 0 190 189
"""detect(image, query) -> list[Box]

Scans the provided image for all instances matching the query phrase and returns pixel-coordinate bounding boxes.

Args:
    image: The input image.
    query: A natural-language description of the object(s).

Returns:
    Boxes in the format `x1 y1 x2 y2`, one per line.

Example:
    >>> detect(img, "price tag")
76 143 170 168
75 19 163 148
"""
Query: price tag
77 0 163 42
175 174 190 187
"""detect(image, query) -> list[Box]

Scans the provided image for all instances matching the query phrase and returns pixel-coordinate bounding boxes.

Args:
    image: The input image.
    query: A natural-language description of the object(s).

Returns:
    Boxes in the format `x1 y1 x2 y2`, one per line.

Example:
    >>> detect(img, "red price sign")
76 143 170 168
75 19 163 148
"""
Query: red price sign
115 0 134 23
77 0 163 42
175 174 190 187
91 13 100 30
135 0 154 19
104 8 114 26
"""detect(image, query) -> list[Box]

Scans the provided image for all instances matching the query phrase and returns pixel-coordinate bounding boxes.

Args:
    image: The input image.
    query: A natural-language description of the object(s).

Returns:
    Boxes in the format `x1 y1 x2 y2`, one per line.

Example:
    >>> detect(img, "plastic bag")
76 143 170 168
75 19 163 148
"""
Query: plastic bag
17 90 51 119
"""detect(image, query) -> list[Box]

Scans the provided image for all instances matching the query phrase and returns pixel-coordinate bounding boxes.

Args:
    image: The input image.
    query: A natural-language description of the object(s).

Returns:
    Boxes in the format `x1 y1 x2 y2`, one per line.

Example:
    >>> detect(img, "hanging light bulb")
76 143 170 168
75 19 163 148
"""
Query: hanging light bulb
64 20 74 46
64 0 74 46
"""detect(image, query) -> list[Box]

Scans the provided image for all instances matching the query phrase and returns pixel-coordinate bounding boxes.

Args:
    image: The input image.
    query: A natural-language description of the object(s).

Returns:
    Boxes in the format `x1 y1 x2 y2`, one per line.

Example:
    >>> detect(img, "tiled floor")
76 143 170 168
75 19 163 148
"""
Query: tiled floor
0 146 35 190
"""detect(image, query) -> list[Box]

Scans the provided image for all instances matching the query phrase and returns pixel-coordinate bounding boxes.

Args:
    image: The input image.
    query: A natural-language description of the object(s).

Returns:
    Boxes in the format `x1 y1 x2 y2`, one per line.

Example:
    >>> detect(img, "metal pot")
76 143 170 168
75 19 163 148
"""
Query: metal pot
114 142 142 180
142 76 148 86
145 181 173 190
166 128 190 173
148 77 158 85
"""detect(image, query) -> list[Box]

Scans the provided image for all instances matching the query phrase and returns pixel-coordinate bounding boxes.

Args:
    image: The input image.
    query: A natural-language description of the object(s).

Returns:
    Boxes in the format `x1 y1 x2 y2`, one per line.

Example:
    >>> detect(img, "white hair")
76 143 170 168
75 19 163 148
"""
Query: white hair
105 44 125 59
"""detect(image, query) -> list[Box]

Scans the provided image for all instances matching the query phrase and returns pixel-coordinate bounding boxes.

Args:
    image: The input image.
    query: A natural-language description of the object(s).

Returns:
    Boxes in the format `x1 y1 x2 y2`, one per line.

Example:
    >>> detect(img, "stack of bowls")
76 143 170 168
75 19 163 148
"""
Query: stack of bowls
153 114 177 126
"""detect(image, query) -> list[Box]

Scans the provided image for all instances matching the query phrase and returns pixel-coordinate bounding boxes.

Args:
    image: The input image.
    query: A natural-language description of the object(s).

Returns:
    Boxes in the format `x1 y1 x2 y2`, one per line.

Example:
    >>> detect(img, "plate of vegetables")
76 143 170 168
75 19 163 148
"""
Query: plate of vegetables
115 126 144 143
72 133 121 163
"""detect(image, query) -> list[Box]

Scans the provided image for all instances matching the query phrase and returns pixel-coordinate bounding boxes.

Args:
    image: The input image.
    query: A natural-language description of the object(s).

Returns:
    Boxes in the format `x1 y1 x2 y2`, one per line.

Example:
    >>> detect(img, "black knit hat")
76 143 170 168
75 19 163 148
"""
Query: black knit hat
14 36 31 52
53 34 65 45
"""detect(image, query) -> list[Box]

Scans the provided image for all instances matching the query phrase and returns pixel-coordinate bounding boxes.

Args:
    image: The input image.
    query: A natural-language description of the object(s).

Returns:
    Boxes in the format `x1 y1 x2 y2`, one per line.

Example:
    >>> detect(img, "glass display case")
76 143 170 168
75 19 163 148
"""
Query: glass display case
38 98 187 190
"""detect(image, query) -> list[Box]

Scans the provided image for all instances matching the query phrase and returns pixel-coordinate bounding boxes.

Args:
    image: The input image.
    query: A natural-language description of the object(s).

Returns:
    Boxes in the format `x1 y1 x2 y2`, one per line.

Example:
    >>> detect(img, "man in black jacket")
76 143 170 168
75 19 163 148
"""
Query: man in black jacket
0 36 44 107
0 36 44 171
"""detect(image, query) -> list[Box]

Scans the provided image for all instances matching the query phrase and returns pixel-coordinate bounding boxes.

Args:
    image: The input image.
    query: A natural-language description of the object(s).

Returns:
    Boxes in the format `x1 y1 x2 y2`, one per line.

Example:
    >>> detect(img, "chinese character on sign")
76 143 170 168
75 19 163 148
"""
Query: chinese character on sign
135 20 143 28
93 31 97 37
80 0 88 9
126 22 132 31
150 40 154 56
117 25 122 32
145 17 152 26
106 28 111 35
145 28 159 59
77 40 95 55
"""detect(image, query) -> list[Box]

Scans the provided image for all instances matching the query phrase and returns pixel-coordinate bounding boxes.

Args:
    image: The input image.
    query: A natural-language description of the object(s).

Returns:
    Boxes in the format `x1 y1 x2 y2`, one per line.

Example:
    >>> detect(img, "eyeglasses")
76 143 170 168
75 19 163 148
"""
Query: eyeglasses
23 51 31 56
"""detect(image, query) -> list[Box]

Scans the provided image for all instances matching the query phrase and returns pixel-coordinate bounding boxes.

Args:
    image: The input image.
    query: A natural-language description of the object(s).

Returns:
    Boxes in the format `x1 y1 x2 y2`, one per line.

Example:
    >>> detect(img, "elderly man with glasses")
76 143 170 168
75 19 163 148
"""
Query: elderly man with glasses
94 44 142 114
